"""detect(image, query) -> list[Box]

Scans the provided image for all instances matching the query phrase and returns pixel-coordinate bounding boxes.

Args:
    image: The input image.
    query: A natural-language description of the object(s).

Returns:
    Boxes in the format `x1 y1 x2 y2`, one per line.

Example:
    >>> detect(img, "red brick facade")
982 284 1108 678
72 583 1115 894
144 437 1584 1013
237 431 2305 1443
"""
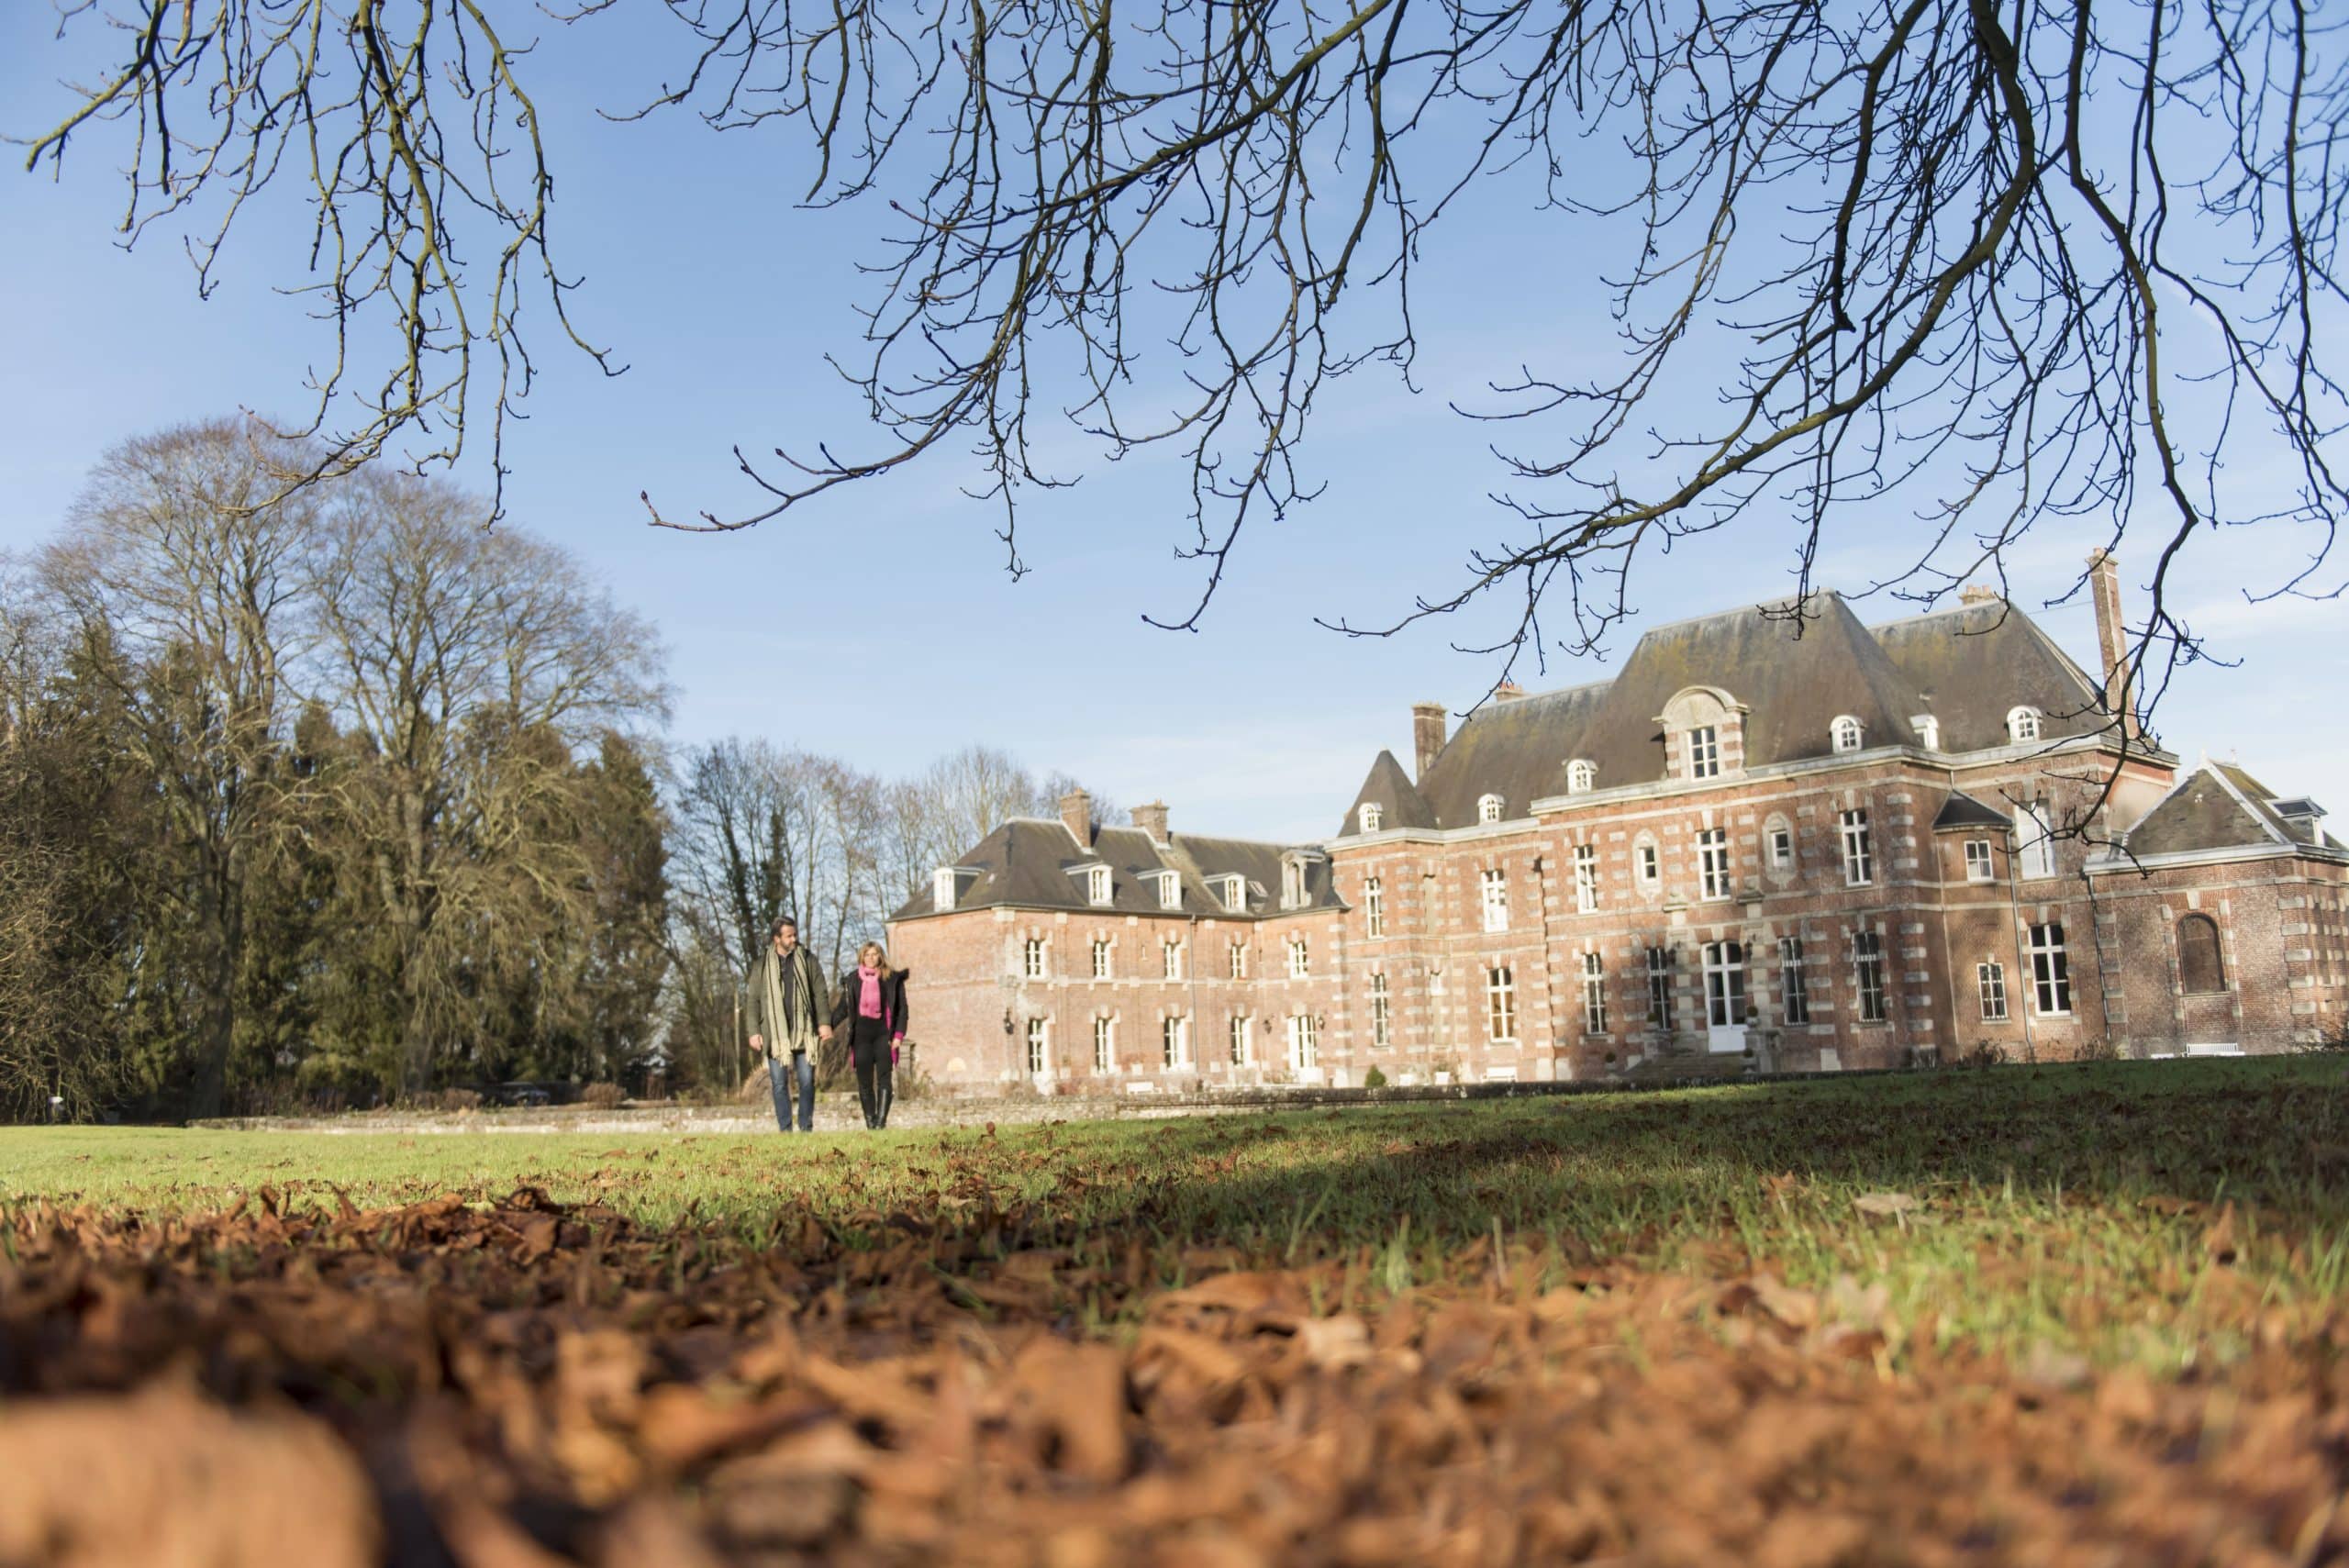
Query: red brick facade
887 582 2345 1090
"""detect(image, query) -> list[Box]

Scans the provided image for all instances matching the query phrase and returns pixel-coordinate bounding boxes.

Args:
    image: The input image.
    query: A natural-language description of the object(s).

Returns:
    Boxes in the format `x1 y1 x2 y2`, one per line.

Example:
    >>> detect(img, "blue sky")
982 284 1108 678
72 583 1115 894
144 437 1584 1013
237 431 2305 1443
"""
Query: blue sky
6 7 2344 844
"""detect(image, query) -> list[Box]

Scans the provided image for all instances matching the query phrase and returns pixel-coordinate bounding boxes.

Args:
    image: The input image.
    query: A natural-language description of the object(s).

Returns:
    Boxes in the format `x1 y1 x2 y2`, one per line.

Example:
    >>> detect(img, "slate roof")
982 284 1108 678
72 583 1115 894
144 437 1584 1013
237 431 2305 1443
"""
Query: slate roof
1932 791 2014 831
1869 599 2110 751
1408 680 1609 828
891 817 1342 922
1348 592 2121 833
2119 763 2344 858
1335 749 1437 839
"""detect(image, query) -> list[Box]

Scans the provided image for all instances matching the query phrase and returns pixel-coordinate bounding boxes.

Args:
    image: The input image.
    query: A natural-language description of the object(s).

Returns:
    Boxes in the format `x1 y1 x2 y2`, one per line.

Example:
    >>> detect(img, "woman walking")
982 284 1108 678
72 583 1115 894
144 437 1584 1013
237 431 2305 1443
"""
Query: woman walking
831 941 908 1129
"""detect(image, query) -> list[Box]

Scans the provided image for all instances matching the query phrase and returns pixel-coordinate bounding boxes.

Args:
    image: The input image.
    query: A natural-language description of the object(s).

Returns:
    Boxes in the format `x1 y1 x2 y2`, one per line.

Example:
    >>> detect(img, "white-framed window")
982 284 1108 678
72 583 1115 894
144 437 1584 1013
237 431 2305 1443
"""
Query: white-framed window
1977 961 2009 1021
1370 973 1391 1049
1687 725 1721 780
1854 931 1888 1023
1567 759 1597 795
1281 859 1308 908
1486 966 1518 1042
1154 872 1182 910
1229 941 1248 980
1768 823 1795 870
1840 809 1874 886
1162 940 1183 981
2029 922 2072 1015
1229 1014 1252 1066
1287 936 1309 978
1637 840 1661 890
1217 875 1248 914
933 868 958 911
1645 947 1675 1029
1162 1015 1190 1068
1358 802 1384 834
2017 800 2057 879
1480 867 1510 931
1086 865 1111 906
1477 793 1505 825
1779 938 1809 1025
1831 716 1863 753
1026 1017 1050 1075
2008 706 2043 744
1914 715 1941 751
1581 951 1607 1033
1703 940 1747 1029
1698 828 1731 901
1093 1016 1116 1071
1091 938 1111 979
1023 937 1047 978
1574 844 1599 913
1364 876 1385 938
1964 839 1996 883
1287 1014 1319 1070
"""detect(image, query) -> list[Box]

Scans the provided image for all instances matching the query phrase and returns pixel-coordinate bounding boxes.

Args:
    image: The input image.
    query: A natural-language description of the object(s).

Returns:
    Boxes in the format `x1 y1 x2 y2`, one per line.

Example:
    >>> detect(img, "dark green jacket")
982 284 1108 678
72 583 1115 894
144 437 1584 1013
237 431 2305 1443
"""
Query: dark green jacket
746 943 832 1058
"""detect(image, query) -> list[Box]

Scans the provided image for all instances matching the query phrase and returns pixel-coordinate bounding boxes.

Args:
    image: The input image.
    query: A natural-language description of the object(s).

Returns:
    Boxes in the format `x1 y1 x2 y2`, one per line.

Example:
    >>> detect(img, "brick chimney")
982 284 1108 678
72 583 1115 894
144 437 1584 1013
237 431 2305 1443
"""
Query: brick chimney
1058 788 1093 846
1411 702 1447 783
2086 549 2140 739
1958 584 2000 606
1493 679 1525 703
1133 800 1170 845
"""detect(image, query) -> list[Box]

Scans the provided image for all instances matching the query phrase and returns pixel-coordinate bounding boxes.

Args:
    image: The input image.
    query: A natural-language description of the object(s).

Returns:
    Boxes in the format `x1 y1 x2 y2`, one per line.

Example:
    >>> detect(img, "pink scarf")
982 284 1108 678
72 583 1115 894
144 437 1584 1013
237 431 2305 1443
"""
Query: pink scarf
857 966 884 1020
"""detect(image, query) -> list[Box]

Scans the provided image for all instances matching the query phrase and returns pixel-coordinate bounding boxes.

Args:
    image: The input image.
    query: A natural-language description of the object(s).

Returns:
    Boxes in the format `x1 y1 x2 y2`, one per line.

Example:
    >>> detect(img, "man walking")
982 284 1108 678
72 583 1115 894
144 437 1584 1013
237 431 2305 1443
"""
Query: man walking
746 916 832 1132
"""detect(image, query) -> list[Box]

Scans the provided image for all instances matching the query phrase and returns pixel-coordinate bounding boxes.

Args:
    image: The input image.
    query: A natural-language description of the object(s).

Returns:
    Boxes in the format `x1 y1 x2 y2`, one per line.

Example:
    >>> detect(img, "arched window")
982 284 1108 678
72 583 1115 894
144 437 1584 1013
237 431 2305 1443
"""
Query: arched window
2176 914 2226 994
1358 802 1383 833
1831 716 1864 753
2008 706 2043 744
1477 793 1504 824
1566 759 1597 795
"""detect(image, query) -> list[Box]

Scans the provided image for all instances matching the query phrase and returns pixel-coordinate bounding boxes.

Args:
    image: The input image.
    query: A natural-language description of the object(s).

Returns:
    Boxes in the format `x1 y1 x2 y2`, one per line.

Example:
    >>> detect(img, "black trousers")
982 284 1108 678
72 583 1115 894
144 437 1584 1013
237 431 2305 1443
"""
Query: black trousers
848 1016 894 1128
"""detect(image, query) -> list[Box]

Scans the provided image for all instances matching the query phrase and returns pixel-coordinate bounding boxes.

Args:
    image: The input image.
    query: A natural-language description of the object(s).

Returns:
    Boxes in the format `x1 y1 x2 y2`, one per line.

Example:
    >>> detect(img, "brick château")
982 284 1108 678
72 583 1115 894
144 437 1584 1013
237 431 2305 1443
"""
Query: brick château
887 554 2347 1089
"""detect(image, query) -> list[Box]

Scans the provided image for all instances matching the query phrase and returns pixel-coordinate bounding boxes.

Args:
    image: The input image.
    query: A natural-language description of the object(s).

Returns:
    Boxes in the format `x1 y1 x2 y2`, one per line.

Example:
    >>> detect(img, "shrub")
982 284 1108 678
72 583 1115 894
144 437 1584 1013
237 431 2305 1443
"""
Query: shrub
581 1082 626 1109
1362 1065 1388 1090
1958 1040 2007 1069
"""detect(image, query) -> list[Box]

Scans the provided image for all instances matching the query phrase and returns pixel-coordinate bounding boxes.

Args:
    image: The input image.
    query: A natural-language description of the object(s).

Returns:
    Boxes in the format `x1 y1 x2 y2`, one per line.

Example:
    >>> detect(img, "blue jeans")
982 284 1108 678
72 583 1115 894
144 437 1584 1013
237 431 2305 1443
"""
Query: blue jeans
767 1051 815 1132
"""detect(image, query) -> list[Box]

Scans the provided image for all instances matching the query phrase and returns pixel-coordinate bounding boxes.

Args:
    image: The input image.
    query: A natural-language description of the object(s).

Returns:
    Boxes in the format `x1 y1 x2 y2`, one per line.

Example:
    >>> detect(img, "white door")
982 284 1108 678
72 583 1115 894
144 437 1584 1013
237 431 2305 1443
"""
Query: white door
1703 941 1748 1053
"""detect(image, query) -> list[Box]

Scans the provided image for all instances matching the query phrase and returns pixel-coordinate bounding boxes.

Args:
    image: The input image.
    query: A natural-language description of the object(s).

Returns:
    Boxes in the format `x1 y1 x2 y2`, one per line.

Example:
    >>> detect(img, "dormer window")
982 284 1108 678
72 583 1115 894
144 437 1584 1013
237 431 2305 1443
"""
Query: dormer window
1912 714 1940 751
1282 859 1307 909
1831 716 1864 754
1566 759 1597 795
2008 706 2043 744
1358 802 1384 834
1085 865 1111 906
1151 871 1182 911
1477 794 1504 824
934 865 977 911
1216 874 1248 914
2270 797 2328 843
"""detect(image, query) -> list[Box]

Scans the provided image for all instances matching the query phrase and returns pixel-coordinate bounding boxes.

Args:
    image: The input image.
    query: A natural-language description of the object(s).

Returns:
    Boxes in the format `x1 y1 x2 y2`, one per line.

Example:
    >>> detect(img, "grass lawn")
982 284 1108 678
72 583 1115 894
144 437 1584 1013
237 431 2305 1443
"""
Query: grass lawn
10 1054 2347 1372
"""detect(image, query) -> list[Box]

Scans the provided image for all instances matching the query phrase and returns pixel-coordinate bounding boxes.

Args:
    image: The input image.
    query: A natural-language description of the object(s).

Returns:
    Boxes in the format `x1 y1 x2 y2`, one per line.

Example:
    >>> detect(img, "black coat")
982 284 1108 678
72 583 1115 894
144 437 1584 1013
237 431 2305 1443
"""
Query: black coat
830 966 911 1038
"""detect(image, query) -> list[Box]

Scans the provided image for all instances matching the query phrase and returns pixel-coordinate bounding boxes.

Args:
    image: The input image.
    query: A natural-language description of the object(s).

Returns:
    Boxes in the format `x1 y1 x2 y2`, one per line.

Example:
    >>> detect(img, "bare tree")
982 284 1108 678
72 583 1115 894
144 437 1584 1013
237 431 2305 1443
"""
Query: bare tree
37 422 316 1118
307 468 666 1088
23 1 2346 713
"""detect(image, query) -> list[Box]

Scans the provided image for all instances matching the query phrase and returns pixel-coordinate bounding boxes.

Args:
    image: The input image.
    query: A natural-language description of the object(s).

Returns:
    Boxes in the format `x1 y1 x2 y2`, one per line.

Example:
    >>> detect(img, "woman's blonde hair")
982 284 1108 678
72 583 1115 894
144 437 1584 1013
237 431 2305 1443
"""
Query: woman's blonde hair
857 940 894 978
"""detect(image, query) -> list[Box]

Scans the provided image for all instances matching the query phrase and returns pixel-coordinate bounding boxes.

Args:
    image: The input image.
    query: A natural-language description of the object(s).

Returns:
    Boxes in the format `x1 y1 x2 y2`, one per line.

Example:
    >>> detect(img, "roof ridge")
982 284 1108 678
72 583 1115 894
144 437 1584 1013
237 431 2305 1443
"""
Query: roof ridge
1865 598 2004 632
1623 590 1828 644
